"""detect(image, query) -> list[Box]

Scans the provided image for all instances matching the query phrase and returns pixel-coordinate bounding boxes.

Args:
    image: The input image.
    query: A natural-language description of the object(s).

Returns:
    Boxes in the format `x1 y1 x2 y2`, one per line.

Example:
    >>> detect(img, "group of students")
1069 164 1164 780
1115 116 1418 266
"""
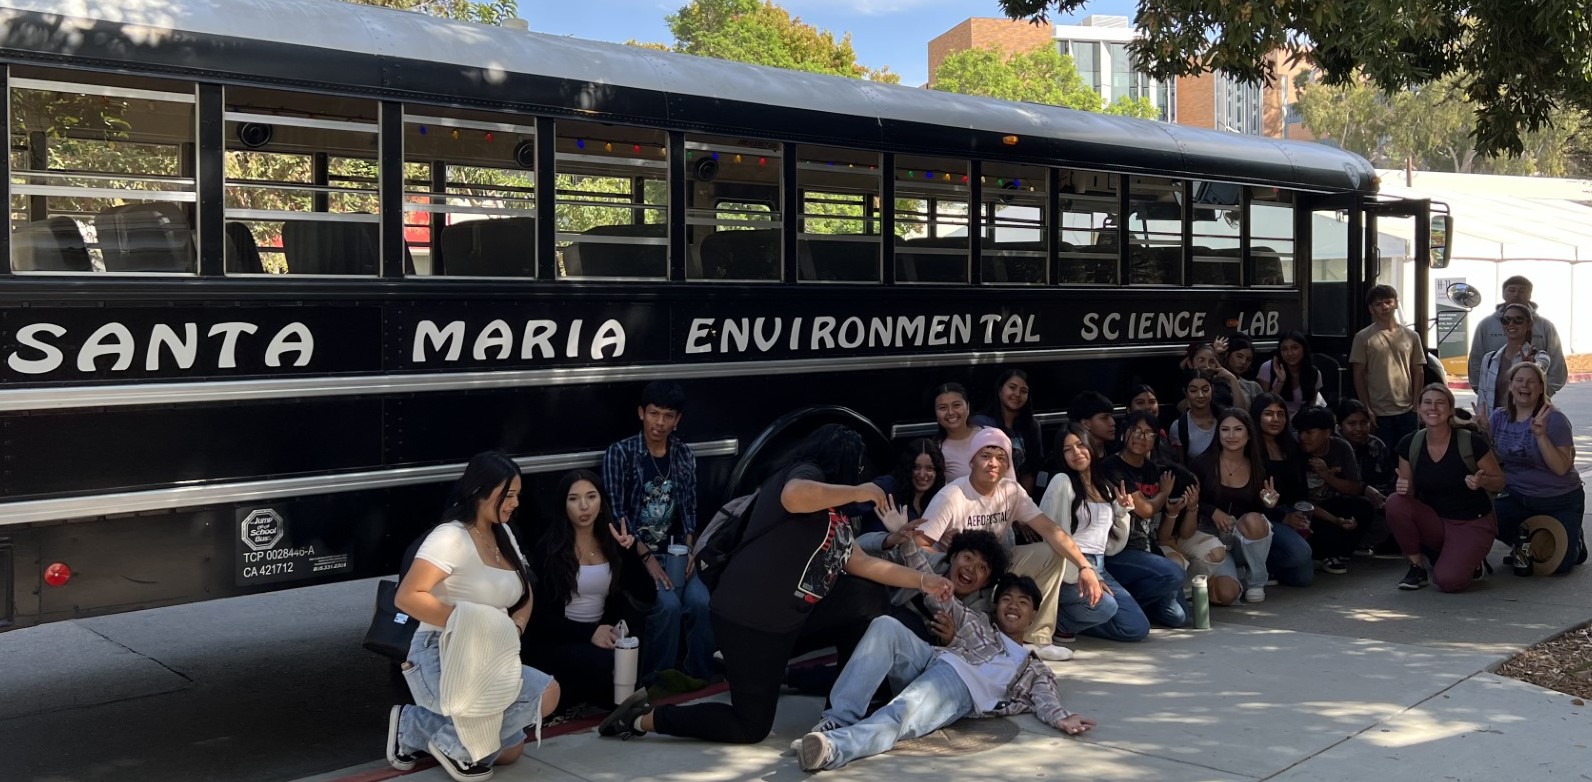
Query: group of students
378 277 1586 780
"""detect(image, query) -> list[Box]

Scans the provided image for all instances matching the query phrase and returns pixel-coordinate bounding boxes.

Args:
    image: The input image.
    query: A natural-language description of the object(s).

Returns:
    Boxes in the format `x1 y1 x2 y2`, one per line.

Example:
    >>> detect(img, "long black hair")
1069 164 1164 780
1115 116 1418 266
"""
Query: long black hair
1194 408 1267 490
1249 392 1299 459
786 423 867 485
978 368 1035 433
889 437 946 511
1274 330 1318 402
537 469 625 611
440 450 534 614
1053 423 1117 531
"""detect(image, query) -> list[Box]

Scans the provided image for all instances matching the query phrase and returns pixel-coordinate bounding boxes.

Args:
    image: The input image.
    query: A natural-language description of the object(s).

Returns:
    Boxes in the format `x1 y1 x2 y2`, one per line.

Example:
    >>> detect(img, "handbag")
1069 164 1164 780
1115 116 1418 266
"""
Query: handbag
361 579 418 661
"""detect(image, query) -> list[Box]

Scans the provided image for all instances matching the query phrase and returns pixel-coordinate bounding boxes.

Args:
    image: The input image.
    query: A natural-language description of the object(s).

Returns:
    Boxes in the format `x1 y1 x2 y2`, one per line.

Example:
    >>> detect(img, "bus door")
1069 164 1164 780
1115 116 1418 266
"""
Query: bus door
1363 197 1454 381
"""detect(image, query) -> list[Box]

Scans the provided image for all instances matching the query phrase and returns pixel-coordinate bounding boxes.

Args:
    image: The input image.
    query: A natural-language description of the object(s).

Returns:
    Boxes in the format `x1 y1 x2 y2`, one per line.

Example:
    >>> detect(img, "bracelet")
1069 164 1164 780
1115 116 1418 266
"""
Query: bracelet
918 573 927 591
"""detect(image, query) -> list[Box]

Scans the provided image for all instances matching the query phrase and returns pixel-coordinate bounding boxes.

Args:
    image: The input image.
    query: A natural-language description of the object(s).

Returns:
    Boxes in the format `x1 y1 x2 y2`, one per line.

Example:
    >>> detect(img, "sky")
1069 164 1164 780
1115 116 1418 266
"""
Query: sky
522 0 1139 87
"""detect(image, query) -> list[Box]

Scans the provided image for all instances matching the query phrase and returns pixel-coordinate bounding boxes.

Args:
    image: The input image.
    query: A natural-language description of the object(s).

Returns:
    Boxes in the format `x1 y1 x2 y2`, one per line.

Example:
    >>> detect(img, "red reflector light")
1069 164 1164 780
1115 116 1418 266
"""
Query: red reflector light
44 562 72 587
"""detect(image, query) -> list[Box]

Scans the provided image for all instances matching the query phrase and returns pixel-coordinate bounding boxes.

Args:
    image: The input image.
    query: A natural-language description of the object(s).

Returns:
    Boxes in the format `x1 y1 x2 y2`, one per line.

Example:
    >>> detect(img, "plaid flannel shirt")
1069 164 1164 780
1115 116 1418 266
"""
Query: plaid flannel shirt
601 432 698 550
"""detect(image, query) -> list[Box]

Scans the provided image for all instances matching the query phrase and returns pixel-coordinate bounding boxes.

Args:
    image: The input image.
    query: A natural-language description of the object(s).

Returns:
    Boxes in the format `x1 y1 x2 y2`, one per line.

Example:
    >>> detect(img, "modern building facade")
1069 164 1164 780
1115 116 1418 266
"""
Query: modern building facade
928 15 1303 138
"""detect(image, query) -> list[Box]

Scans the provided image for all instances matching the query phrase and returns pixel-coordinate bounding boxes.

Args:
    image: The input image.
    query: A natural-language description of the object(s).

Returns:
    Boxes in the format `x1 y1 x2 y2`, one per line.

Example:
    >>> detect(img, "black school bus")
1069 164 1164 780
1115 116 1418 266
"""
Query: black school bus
0 0 1443 629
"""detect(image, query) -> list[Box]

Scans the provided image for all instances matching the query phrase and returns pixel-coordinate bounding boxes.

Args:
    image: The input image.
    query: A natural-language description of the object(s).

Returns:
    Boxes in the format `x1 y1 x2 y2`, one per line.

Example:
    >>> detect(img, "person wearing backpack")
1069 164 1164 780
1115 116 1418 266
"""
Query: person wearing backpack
597 424 954 745
1386 384 1506 592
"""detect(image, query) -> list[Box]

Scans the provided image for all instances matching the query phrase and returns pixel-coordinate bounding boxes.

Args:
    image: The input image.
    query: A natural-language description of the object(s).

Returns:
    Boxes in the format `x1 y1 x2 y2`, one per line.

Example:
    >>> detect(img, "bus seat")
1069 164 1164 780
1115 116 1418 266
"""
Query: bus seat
799 237 878 282
1252 246 1285 285
224 221 265 274
439 217 535 277
94 202 194 272
699 228 780 280
897 236 968 283
570 223 666 278
981 242 1045 284
12 216 92 272
1128 244 1169 284
283 220 378 275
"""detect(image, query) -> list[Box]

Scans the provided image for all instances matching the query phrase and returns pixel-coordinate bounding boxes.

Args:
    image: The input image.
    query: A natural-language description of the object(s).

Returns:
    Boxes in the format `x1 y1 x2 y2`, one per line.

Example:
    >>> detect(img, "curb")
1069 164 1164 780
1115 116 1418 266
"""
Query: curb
1447 372 1592 391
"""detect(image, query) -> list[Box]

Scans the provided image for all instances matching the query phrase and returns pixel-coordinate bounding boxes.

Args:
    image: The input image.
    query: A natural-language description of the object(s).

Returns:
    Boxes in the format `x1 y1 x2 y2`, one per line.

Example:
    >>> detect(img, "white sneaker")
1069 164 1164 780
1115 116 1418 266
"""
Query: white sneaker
1244 587 1266 603
1025 643 1074 661
797 732 835 772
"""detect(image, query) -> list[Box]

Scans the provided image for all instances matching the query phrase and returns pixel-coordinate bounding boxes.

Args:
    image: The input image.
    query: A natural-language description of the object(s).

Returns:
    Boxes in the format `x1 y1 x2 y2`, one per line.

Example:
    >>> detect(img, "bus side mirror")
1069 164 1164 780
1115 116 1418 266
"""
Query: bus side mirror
1430 214 1453 269
1445 281 1481 310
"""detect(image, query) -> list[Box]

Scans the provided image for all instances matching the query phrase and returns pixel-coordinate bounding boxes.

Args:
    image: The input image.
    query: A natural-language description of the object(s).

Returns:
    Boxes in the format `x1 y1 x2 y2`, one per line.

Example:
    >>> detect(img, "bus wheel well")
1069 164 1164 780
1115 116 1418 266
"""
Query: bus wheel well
723 406 891 503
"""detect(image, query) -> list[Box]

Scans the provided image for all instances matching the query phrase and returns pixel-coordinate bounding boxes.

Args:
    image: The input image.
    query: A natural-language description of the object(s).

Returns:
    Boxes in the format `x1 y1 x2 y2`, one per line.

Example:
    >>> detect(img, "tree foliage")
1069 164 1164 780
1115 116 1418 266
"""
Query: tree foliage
342 0 518 24
995 0 1592 158
932 44 1159 119
653 0 898 83
1294 74 1592 176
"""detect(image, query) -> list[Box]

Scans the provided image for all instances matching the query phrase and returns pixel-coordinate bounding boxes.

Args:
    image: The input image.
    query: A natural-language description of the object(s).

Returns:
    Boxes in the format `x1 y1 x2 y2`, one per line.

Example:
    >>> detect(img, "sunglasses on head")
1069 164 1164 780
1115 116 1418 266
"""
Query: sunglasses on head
1500 316 1527 326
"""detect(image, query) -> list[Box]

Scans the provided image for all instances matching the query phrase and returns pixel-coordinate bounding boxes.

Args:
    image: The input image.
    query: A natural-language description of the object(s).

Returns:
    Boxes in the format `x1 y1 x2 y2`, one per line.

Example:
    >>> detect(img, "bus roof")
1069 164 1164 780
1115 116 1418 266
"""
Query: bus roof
0 0 1377 194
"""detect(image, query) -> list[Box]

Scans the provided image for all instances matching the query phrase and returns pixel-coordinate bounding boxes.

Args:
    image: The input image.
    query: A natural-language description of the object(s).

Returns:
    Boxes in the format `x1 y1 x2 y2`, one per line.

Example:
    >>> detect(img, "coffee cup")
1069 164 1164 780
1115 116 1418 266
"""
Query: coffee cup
1292 501 1315 517
665 543 689 586
613 636 640 705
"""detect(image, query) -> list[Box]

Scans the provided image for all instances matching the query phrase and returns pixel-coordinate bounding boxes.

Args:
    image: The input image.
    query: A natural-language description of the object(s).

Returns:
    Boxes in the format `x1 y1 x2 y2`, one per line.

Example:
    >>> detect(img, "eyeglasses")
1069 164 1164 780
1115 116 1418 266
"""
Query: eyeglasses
1500 316 1527 326
1128 428 1157 440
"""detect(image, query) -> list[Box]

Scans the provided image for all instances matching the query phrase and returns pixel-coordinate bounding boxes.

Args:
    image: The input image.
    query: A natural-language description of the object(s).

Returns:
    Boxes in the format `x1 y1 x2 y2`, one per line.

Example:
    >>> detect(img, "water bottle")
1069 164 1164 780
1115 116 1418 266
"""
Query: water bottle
1512 525 1534 577
1191 575 1211 630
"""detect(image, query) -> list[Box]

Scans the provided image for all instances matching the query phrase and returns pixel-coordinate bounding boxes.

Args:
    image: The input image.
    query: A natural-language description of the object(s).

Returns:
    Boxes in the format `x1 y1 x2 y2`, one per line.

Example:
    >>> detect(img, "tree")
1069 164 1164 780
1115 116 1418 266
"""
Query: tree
653 0 898 83
995 0 1592 158
932 44 1161 120
342 0 517 24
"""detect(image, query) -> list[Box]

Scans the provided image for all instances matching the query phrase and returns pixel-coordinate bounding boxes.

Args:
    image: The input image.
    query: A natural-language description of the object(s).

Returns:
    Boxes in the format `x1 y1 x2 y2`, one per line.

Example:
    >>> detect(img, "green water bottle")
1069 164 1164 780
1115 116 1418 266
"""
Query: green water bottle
1191 575 1211 630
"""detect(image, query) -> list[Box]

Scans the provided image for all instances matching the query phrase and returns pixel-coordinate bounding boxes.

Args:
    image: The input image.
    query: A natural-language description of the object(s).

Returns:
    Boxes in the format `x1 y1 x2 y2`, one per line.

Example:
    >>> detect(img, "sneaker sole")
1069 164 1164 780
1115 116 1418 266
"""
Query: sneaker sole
386 705 415 772
598 688 651 739
798 733 830 772
1397 582 1427 590
427 739 493 782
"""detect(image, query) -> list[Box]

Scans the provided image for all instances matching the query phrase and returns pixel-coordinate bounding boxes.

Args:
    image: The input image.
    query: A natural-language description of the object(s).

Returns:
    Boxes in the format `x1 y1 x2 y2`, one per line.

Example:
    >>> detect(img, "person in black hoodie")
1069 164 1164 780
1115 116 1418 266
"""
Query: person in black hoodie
523 469 656 708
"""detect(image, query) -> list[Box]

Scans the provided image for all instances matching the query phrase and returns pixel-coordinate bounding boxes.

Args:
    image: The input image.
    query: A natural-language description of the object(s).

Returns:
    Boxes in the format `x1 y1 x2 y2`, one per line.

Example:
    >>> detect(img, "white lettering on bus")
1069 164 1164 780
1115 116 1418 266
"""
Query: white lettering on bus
5 321 310 375
264 322 314 367
414 320 465 362
680 313 1040 355
1081 310 1228 342
411 318 628 363
590 319 625 359
474 319 513 360
522 320 557 359
686 318 713 355
811 316 836 350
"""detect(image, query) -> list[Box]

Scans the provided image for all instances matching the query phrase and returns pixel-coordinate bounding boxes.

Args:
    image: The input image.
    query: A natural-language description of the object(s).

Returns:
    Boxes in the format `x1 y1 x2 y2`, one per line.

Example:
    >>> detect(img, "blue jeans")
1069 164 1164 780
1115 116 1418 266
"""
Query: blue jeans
1057 554 1143 641
1105 548 1188 629
1267 522 1315 587
823 616 938 726
821 659 975 770
1495 488 1586 574
398 631 554 765
644 573 715 680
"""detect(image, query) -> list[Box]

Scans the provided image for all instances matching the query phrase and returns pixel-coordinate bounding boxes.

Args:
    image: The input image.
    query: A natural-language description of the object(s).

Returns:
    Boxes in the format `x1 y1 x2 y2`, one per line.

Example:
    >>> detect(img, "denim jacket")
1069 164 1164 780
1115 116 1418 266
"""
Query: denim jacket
892 537 1075 729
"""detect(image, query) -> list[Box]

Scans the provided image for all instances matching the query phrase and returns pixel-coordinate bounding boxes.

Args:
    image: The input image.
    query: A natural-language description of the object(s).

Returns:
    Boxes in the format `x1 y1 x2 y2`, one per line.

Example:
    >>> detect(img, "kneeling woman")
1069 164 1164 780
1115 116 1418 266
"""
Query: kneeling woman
389 452 560 782
524 470 656 708
1388 384 1505 592
1488 363 1586 574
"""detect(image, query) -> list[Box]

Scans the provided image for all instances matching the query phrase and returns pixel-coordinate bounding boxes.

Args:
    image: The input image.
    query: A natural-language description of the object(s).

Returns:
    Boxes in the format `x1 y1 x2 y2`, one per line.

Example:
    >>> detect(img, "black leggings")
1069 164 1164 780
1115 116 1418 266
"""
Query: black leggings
524 637 615 708
652 612 800 744
1310 495 1375 559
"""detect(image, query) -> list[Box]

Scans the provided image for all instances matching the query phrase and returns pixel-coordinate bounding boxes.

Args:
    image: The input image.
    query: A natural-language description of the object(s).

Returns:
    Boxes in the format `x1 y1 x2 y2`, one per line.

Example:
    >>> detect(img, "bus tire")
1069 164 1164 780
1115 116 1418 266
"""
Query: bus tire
724 406 891 503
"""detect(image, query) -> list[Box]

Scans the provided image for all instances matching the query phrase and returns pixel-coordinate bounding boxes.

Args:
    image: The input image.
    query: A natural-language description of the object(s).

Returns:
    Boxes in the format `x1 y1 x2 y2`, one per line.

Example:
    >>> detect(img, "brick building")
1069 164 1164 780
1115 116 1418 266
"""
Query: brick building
928 16 1308 139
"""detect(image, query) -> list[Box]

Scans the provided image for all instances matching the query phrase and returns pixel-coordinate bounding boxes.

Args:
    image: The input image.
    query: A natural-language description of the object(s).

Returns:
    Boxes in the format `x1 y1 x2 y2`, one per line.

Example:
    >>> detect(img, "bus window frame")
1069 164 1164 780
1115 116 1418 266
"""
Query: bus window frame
793 144 885 285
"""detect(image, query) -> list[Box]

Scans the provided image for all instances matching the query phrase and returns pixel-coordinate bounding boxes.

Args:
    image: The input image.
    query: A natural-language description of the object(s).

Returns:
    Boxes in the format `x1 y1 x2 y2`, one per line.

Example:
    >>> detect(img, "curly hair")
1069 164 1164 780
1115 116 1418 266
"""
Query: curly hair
944 529 1009 581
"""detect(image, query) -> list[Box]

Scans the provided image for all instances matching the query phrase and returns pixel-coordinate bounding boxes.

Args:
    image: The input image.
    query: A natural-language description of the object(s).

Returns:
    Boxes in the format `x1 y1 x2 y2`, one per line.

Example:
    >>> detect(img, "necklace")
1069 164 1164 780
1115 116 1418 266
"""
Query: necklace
469 523 507 567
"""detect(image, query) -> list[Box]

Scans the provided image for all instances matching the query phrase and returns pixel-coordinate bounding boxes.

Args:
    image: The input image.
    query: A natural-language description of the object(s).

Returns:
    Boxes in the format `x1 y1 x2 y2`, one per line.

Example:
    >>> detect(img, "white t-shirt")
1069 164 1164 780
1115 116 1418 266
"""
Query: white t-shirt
1171 414 1216 460
917 476 1044 549
936 629 1027 712
1072 500 1116 556
939 429 983 483
414 521 527 633
565 563 611 624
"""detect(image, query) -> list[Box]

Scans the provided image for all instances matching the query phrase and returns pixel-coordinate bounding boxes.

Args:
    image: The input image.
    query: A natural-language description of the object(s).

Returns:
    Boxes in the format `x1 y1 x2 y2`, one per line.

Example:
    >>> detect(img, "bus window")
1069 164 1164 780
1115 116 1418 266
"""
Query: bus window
402 108 537 277
1191 180 1241 286
1057 169 1119 285
554 120 667 280
980 161 1047 285
8 68 196 274
685 134 781 282
1309 208 1351 337
796 146 881 283
223 87 381 276
1250 188 1296 287
895 155 969 284
1126 176 1183 285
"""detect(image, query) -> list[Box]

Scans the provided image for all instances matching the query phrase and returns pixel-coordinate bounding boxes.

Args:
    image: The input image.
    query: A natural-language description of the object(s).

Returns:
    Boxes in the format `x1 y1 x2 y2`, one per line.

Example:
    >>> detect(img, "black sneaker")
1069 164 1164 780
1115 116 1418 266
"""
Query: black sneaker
427 739 493 782
386 705 418 771
1322 557 1349 575
1398 564 1429 590
598 688 652 739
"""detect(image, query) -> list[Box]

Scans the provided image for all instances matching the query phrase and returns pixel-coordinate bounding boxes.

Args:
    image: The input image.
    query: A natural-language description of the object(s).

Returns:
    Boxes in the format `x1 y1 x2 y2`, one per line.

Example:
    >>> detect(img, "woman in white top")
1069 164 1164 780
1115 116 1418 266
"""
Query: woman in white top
1040 425 1144 641
1169 369 1220 463
933 382 987 482
1475 303 1552 414
525 470 656 708
389 452 559 782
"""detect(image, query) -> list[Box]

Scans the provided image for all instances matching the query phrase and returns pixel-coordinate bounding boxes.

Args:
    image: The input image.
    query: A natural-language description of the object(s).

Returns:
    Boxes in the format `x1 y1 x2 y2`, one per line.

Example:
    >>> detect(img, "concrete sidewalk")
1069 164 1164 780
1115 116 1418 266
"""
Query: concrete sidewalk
308 536 1592 782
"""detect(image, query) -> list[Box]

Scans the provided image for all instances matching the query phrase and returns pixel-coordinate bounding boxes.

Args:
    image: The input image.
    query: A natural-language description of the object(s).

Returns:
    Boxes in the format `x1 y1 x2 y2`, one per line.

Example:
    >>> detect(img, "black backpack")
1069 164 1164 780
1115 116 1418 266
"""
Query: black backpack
691 491 762 591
